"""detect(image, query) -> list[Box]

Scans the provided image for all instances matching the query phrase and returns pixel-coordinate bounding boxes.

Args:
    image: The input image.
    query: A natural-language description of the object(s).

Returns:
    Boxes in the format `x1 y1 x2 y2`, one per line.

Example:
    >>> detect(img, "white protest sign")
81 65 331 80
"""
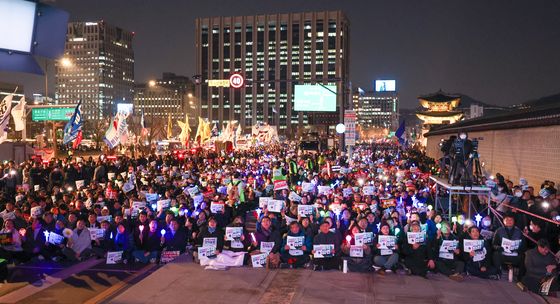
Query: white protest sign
198 247 216 258
89 228 105 240
75 180 85 189
287 236 304 249
354 232 373 246
313 244 334 258
501 238 521 257
350 245 364 258
463 239 484 252
378 235 396 255
288 191 302 202
97 215 112 223
259 197 271 208
157 199 171 211
47 232 64 245
225 227 243 241
266 199 284 213
202 237 217 250
297 204 314 217
251 253 268 268
145 193 159 202
260 241 275 254
106 251 123 264
123 182 135 193
30 206 43 218
301 182 315 193
439 240 459 260
185 186 199 198
193 194 204 206
407 232 425 244
317 186 331 195
108 172 116 180
132 201 146 210
210 202 225 213
343 188 353 198
362 186 375 196
34 185 40 191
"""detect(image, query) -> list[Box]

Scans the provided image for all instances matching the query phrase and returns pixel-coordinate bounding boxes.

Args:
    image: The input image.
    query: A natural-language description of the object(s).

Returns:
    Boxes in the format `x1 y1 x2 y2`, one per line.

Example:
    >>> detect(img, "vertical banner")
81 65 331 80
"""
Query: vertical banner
344 110 356 146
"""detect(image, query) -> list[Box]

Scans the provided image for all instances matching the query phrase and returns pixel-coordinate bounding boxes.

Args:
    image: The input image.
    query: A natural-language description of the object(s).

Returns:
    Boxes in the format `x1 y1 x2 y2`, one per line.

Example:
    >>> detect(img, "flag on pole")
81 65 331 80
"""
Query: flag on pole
63 101 83 145
72 131 83 149
0 93 14 144
11 95 26 131
177 113 191 147
104 115 120 149
118 112 129 145
394 120 406 146
358 87 365 96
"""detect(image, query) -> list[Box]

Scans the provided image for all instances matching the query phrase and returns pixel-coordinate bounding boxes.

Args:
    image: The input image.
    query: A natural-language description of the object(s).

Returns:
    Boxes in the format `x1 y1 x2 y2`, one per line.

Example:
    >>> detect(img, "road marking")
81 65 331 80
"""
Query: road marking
0 259 104 304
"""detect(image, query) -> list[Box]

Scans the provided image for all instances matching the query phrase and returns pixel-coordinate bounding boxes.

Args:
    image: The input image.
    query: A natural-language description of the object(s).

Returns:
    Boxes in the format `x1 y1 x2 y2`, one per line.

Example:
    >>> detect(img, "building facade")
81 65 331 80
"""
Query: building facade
352 90 398 130
195 11 350 136
134 73 196 126
55 21 135 121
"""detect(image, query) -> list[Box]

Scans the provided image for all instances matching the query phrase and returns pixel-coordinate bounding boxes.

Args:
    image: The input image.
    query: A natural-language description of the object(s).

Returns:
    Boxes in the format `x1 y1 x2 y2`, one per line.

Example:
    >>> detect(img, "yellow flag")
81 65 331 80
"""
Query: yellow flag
167 114 172 139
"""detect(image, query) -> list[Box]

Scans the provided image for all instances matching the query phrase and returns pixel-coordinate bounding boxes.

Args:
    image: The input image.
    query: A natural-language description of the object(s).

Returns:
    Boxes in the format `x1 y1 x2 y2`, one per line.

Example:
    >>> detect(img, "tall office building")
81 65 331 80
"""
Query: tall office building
134 73 196 122
55 21 135 121
195 11 350 136
352 90 399 130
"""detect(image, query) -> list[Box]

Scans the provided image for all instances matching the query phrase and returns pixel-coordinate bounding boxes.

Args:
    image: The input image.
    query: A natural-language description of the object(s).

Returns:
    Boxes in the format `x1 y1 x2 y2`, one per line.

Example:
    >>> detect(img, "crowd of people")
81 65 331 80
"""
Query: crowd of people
0 142 558 296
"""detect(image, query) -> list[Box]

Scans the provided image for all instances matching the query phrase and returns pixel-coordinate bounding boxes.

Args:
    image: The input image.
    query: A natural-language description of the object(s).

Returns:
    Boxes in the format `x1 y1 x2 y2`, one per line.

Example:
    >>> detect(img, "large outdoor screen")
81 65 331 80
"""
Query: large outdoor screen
375 80 396 92
0 0 37 53
294 84 337 112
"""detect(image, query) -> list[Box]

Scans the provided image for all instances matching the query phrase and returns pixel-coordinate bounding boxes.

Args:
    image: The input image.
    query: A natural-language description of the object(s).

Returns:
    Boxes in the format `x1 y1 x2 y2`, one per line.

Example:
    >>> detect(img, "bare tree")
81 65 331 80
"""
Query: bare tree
84 119 108 149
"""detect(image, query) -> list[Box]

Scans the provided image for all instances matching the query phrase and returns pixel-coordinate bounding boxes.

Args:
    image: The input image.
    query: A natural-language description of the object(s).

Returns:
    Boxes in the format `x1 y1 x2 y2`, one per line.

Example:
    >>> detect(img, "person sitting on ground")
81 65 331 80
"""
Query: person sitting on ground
195 217 224 261
402 221 434 277
280 221 312 269
0 219 24 263
162 218 188 253
113 223 132 263
462 226 500 280
492 213 526 281
22 218 47 261
250 216 282 269
312 220 341 271
372 223 399 275
434 222 464 282
62 219 92 261
521 239 558 294
132 219 162 263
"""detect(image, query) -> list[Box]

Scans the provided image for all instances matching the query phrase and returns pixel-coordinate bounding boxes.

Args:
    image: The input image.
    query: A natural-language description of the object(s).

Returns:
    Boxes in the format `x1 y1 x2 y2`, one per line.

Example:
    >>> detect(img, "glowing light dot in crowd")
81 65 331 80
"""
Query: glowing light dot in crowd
489 175 495 180
139 225 144 232
436 223 442 230
542 201 550 209
10 170 16 176
555 215 560 222
160 229 166 236
110 232 113 239
394 228 400 235
255 208 262 217
464 219 473 227
251 232 257 243
451 216 458 223
19 228 26 236
475 214 482 226
43 230 49 239
67 187 73 192
345 235 352 243
427 205 433 211
358 178 365 186
335 123 346 134
151 203 157 210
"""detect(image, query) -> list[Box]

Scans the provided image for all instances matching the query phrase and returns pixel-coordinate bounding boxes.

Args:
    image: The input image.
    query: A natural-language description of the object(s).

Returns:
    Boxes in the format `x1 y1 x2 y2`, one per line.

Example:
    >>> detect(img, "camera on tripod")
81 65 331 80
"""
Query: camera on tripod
445 132 483 186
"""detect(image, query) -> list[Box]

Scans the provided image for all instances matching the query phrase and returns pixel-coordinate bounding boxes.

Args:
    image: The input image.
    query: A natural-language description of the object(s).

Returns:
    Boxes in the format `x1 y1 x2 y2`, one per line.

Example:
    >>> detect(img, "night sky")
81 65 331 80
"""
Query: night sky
1 0 559 109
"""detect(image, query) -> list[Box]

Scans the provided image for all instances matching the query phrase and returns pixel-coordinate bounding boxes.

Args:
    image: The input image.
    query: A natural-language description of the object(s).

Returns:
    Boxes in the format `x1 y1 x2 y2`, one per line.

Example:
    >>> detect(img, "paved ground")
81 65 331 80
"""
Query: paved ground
110 256 554 304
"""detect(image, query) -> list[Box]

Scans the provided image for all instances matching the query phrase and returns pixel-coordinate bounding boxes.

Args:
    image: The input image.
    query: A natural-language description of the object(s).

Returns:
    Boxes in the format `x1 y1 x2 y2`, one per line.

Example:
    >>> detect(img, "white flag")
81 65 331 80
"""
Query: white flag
0 94 14 143
11 96 25 131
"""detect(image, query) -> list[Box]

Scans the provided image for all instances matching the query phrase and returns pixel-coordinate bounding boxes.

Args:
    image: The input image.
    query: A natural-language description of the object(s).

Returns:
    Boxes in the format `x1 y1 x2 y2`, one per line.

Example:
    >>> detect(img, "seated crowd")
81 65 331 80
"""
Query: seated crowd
0 144 558 296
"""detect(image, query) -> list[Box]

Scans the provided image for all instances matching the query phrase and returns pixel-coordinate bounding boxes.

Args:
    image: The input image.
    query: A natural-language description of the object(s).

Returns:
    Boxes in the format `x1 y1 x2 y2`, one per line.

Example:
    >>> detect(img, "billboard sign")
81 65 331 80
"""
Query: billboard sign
374 80 396 92
294 85 337 112
31 107 74 121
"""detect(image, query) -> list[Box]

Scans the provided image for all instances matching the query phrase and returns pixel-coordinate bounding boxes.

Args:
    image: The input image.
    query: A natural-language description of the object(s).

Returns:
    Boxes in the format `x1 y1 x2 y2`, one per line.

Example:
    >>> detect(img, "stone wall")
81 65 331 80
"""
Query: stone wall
426 125 560 189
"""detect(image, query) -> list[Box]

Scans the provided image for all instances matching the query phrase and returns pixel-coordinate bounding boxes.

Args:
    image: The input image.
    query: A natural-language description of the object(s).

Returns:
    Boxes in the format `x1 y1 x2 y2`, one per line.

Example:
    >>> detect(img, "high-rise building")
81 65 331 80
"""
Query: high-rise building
195 11 350 136
55 21 135 121
352 90 399 130
134 73 196 124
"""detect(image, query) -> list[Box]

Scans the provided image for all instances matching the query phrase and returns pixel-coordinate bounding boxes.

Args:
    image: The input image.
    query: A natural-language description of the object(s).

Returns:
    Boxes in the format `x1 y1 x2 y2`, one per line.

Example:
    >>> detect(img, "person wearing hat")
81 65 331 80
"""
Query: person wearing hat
311 220 341 271
521 239 558 293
